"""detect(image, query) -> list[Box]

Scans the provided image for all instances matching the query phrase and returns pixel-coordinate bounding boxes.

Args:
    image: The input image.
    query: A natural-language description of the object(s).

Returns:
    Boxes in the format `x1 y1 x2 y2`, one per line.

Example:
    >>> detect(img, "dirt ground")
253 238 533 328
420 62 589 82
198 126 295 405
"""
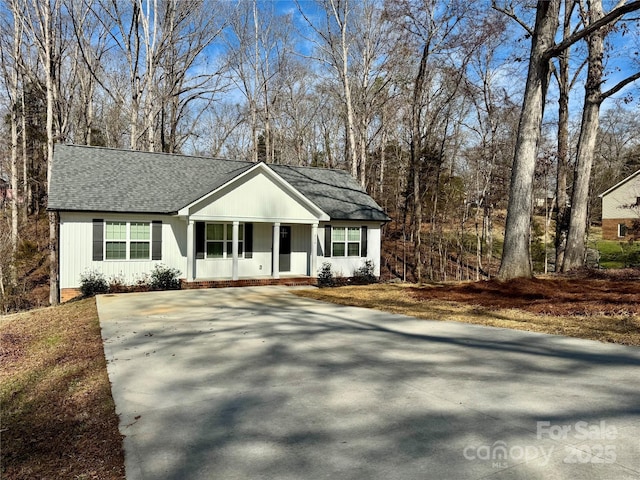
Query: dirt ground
409 268 640 317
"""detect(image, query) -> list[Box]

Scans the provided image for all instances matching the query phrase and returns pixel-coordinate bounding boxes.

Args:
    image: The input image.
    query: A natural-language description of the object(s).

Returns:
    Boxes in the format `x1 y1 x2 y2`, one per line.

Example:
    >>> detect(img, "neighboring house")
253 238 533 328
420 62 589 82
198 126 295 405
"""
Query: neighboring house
599 169 640 240
48 144 389 301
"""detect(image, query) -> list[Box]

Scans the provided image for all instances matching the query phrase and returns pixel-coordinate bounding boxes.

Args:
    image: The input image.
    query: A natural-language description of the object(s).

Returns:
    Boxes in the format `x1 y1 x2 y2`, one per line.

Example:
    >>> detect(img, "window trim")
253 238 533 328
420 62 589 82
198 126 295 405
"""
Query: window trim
104 220 151 261
204 222 244 260
331 226 361 257
618 223 627 238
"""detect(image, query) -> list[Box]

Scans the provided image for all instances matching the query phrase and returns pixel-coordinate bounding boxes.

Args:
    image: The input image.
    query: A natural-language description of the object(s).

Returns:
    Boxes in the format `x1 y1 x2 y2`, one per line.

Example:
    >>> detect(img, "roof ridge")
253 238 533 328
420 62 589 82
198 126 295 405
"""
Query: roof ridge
270 163 351 175
55 144 355 176
55 143 252 166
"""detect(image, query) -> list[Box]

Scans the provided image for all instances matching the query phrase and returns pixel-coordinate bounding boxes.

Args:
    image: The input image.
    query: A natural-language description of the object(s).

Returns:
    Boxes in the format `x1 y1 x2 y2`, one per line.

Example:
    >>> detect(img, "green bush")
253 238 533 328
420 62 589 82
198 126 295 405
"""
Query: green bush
79 270 109 297
596 241 640 268
150 264 181 290
352 260 377 284
317 262 334 287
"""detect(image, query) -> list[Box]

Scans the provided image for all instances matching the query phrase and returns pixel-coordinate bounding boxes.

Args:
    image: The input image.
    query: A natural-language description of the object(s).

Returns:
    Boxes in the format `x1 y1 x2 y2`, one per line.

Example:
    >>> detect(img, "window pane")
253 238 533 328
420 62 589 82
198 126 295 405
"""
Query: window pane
130 222 150 240
207 224 224 240
238 225 244 241
238 241 243 255
106 222 126 240
130 242 150 259
347 227 360 242
227 224 233 240
332 227 345 241
226 241 232 255
106 242 126 259
207 242 223 258
332 242 345 257
347 242 360 256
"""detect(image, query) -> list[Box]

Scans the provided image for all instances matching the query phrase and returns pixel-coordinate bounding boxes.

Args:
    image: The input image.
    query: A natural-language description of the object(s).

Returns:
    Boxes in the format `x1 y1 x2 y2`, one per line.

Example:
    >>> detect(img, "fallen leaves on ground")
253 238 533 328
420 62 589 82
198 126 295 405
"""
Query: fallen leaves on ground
294 269 640 346
0 299 125 480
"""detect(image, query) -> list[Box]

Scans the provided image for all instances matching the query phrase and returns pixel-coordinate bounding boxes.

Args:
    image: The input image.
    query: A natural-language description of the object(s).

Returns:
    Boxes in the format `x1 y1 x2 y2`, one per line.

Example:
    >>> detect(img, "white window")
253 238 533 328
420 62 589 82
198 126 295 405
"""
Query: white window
206 223 243 259
332 226 361 257
618 223 627 238
105 221 150 260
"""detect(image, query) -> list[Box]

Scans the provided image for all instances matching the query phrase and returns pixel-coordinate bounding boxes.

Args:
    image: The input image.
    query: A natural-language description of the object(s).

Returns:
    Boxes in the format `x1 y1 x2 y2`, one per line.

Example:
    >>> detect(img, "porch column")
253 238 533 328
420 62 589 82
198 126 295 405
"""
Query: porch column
272 222 280 279
310 223 318 277
187 219 195 281
232 221 239 281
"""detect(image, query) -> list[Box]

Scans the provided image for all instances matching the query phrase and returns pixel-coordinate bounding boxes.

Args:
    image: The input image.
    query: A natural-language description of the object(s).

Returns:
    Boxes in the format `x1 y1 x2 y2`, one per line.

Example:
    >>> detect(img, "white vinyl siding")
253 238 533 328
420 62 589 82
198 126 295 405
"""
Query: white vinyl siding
189 168 321 223
319 223 382 277
601 173 640 219
59 212 185 289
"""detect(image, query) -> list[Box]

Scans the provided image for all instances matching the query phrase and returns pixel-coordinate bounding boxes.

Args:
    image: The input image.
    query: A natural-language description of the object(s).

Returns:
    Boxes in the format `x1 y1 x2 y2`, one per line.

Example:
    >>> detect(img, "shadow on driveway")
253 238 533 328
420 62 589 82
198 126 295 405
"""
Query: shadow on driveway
97 287 640 480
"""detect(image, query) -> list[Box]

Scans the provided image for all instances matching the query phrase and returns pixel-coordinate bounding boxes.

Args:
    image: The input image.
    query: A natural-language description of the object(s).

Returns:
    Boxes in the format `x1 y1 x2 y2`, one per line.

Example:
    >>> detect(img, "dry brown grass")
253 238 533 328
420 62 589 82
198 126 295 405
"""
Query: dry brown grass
293 279 640 346
0 299 125 480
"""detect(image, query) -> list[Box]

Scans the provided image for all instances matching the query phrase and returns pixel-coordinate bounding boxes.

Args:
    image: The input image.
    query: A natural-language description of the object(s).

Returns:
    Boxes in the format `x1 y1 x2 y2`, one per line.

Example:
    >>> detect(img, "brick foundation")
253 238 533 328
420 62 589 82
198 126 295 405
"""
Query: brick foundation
180 277 318 289
61 278 316 302
61 288 82 302
602 218 636 240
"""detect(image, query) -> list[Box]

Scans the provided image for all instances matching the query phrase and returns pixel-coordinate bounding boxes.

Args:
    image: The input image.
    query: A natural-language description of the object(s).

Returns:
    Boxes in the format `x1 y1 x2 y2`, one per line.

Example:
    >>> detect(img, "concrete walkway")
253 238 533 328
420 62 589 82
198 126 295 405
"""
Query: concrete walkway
97 287 640 480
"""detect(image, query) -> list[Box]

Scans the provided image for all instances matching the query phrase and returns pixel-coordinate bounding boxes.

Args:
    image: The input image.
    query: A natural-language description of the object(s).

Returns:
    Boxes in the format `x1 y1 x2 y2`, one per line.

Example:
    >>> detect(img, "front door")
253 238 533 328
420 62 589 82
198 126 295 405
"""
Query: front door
279 226 291 272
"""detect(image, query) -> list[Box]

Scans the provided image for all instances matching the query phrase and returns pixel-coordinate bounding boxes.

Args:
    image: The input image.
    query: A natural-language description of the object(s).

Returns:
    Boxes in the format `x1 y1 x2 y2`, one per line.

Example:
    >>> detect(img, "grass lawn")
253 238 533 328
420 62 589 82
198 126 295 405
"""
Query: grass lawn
0 299 125 479
592 239 640 268
293 277 640 347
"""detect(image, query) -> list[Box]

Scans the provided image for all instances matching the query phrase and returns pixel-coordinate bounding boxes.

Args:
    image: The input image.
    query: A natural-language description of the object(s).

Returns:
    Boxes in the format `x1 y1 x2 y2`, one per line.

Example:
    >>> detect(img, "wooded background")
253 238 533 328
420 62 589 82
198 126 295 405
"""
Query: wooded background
1 0 639 311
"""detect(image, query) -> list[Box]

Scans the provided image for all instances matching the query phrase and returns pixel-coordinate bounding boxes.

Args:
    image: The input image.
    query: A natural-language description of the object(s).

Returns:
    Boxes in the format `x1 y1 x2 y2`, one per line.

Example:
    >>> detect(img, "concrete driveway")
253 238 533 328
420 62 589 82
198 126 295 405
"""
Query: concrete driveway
96 287 640 480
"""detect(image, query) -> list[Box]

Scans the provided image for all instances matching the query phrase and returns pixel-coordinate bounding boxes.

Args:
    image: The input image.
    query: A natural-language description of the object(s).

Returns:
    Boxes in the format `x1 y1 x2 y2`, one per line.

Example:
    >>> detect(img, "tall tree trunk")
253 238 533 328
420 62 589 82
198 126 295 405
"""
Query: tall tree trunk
498 0 560 280
554 0 576 269
21 80 29 219
9 0 21 285
36 0 60 305
562 0 604 271
410 44 429 284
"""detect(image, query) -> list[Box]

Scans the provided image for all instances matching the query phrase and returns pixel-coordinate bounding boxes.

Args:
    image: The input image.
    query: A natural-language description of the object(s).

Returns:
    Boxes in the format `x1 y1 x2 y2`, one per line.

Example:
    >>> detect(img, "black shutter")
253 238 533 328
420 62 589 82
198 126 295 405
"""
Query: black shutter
324 225 332 257
361 226 368 257
92 219 103 261
245 223 253 258
152 221 162 260
196 222 205 259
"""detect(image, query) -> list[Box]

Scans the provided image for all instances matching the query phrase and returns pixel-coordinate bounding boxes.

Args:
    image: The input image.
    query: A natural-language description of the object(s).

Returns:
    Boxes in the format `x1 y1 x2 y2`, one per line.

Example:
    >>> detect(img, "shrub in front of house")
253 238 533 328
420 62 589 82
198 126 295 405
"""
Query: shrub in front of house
79 270 109 297
149 264 182 290
352 260 377 285
318 262 335 288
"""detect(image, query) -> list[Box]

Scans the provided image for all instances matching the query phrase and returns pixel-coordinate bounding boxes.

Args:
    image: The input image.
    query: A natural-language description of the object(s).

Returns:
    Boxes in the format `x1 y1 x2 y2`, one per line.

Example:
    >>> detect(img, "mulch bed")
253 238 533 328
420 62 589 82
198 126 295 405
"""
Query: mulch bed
409 269 640 317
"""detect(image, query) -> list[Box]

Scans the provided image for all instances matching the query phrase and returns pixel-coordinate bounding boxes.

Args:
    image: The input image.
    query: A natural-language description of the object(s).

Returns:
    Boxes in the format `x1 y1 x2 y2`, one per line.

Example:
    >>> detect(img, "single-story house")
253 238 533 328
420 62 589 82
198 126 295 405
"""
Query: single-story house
599 169 640 240
48 144 389 301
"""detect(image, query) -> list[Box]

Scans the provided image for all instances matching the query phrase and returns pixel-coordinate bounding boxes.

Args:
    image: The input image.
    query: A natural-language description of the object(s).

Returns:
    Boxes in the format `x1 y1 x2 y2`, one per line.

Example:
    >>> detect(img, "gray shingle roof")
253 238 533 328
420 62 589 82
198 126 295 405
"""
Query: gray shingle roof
48 144 389 222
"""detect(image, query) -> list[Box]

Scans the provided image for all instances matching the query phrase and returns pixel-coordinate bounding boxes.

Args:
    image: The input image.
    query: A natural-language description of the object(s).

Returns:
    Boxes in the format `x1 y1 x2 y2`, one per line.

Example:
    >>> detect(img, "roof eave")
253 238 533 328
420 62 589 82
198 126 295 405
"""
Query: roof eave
599 169 640 198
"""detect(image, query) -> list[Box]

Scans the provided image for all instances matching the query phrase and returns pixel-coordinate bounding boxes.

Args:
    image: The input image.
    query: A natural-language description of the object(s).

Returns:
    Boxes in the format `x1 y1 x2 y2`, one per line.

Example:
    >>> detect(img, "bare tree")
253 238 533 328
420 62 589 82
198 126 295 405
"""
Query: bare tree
496 0 640 279
387 0 478 282
0 0 24 285
562 0 640 271
297 0 361 177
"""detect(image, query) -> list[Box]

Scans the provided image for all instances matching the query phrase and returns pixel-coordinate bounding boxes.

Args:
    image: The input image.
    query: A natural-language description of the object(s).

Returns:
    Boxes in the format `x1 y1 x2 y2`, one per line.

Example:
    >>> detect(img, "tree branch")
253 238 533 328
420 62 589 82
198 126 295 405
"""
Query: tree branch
491 1 534 36
600 70 640 100
545 0 640 59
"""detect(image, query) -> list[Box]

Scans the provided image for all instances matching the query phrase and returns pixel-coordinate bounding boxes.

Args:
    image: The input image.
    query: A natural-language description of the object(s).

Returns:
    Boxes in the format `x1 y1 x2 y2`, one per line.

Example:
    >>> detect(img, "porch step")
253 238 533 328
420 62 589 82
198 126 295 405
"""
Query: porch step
180 277 317 289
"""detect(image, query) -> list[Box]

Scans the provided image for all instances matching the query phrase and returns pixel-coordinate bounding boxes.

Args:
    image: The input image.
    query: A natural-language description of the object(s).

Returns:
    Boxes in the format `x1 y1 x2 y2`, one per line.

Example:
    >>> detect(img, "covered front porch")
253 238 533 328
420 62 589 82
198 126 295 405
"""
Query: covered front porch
176 160 329 283
184 221 321 283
